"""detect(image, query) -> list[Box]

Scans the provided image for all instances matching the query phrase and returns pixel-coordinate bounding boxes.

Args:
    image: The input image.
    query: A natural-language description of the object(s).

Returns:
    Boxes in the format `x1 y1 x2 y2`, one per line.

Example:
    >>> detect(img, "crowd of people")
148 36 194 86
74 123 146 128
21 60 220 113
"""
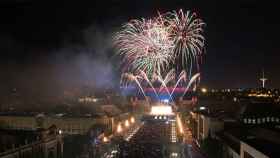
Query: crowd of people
118 120 171 158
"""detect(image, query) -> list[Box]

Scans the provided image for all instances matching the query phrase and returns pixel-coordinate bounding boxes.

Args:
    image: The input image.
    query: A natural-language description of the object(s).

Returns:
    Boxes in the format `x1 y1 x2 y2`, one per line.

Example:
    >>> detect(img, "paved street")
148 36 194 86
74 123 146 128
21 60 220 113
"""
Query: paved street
101 114 207 158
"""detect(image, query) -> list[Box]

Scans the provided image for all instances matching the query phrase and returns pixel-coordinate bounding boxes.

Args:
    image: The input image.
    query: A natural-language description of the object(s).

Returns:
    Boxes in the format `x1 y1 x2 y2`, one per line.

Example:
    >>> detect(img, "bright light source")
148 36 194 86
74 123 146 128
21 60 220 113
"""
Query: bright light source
163 99 169 103
117 124 122 133
130 117 135 123
171 152 178 157
58 130 62 134
150 105 174 115
199 106 206 110
177 115 184 134
103 136 109 143
125 120 130 127
201 88 207 93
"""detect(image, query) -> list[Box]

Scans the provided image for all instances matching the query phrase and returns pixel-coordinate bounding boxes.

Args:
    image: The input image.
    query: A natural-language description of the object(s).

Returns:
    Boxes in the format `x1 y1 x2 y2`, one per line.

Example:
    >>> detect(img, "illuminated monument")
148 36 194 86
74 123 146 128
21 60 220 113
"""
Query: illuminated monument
260 69 267 88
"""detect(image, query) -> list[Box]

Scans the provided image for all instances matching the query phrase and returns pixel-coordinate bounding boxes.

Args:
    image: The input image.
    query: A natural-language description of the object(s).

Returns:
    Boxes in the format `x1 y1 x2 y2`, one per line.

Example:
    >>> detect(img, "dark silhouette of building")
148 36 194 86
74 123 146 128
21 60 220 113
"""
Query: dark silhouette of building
0 125 63 158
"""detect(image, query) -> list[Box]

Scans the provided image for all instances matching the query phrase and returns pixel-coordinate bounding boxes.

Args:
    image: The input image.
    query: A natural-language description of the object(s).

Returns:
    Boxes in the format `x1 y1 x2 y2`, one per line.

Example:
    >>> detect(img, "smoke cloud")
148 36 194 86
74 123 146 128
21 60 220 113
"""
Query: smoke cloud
0 24 121 106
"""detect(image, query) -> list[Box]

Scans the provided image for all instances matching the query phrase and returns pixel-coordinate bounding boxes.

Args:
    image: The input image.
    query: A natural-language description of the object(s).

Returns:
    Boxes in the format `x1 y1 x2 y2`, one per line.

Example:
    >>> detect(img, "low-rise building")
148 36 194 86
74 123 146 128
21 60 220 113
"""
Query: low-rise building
219 127 280 158
0 125 63 158
0 105 131 135
0 114 112 135
189 110 225 144
190 100 280 158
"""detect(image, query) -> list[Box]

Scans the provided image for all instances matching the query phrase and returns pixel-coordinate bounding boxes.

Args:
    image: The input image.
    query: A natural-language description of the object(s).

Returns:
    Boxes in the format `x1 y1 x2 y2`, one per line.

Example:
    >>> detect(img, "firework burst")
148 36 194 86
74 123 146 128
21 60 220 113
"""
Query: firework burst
115 17 174 76
167 9 206 72
115 9 205 98
114 9 205 77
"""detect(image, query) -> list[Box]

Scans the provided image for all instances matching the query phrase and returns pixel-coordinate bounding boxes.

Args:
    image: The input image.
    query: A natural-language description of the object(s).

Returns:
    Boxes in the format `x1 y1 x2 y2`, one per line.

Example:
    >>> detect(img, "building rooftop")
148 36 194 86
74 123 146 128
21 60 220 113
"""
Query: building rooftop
240 102 280 117
219 127 280 158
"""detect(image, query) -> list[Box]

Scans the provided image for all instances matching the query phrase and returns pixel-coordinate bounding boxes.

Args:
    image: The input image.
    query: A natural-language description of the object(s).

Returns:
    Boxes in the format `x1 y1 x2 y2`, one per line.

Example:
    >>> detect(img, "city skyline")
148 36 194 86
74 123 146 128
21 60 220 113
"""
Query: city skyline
0 0 279 94
0 1 280 157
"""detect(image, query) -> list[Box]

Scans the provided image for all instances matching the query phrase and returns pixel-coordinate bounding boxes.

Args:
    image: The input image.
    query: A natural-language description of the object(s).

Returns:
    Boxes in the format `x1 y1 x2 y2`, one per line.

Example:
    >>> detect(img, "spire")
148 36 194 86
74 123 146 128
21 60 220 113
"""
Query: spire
259 69 267 88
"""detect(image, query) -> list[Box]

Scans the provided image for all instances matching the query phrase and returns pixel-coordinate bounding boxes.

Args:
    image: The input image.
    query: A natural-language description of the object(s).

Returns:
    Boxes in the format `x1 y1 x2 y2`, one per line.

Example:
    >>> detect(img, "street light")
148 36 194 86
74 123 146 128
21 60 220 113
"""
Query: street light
201 88 207 93
125 120 130 127
117 123 122 133
130 117 135 123
103 136 109 143
199 106 206 110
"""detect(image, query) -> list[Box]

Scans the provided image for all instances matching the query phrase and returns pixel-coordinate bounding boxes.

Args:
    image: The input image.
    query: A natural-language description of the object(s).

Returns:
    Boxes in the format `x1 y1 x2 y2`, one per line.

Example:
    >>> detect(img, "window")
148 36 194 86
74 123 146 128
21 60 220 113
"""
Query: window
257 118 261 124
262 118 266 123
248 119 251 124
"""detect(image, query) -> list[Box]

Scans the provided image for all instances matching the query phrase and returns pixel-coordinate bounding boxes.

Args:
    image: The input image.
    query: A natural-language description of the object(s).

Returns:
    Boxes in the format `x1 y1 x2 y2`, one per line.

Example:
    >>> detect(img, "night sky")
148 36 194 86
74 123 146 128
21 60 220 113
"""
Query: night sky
0 0 280 95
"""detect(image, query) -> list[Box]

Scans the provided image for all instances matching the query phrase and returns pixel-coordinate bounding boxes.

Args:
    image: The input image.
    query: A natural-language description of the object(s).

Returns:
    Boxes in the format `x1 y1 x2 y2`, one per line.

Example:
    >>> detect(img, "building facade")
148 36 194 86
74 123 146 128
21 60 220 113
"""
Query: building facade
0 115 113 135
0 126 63 158
190 111 224 143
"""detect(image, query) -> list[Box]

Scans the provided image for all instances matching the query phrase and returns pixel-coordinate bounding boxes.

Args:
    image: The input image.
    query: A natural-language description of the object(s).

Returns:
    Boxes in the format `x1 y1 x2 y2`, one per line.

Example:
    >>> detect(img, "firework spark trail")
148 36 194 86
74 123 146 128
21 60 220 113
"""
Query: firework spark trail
167 9 205 75
115 9 205 76
115 9 205 99
182 73 200 96
121 73 147 97
139 70 159 99
115 18 174 76
170 70 187 98
155 74 173 100
158 69 175 92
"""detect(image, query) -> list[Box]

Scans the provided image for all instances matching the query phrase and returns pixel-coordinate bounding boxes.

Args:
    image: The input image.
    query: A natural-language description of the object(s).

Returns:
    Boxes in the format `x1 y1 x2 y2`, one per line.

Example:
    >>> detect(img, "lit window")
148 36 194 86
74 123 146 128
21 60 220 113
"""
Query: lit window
271 117 275 122
267 117 270 122
248 119 251 124
257 118 261 124
276 118 279 123
252 119 256 124
244 118 247 124
262 118 266 123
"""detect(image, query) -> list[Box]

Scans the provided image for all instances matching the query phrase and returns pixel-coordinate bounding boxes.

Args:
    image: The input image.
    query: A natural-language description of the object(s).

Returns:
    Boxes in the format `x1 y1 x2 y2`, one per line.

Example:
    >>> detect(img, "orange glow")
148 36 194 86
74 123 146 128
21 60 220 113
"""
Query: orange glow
177 115 184 134
201 88 207 93
130 117 135 123
103 136 109 142
125 120 130 127
117 123 122 133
